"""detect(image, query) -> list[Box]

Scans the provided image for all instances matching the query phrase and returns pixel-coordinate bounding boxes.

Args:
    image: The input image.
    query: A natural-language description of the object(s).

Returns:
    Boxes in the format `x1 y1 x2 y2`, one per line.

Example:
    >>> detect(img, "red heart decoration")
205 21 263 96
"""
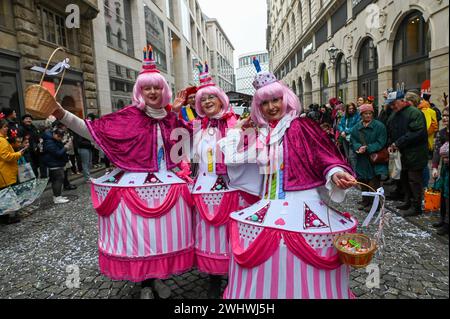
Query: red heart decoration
283 202 289 206
275 218 286 226
196 186 202 191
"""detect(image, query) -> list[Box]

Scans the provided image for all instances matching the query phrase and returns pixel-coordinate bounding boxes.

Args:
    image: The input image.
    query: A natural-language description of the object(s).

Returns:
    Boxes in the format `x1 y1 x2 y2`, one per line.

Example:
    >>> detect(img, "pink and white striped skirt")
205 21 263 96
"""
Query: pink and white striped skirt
223 222 354 299
193 191 259 275
94 184 194 282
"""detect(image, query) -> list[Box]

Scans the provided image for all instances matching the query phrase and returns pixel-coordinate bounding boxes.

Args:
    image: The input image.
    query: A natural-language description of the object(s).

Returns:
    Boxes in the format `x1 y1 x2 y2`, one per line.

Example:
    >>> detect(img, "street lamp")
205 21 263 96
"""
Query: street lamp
327 43 339 65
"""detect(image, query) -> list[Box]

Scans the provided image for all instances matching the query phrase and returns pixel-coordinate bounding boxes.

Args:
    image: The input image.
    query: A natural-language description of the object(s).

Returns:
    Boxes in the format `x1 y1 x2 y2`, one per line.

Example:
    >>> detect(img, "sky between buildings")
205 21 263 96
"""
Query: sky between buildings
197 0 268 70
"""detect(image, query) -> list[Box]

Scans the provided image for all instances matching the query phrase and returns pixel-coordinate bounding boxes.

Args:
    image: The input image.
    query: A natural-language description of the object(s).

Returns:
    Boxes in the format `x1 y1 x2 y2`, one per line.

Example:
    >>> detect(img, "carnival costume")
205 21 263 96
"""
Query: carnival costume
219 59 357 299
60 47 194 283
191 63 259 276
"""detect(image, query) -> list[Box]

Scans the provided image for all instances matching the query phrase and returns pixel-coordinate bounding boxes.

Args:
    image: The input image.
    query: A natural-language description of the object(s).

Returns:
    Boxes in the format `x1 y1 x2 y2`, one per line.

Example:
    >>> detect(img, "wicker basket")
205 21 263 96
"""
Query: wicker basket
334 233 377 269
25 47 66 119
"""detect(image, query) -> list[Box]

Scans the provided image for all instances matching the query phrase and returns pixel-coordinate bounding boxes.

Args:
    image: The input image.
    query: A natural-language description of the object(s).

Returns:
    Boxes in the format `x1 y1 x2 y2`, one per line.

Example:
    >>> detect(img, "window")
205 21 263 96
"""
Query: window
37 6 78 51
315 23 328 48
116 6 121 23
106 24 112 44
336 54 348 102
320 64 330 104
0 0 14 30
358 38 378 76
353 0 374 18
358 38 378 103
117 29 123 49
331 2 347 35
393 11 431 91
308 0 312 24
116 65 122 76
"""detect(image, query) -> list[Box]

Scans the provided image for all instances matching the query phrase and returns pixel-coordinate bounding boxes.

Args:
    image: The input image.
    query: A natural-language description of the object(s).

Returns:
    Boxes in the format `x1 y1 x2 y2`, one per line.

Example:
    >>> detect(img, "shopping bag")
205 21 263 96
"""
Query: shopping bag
424 180 441 213
388 150 401 180
18 162 36 183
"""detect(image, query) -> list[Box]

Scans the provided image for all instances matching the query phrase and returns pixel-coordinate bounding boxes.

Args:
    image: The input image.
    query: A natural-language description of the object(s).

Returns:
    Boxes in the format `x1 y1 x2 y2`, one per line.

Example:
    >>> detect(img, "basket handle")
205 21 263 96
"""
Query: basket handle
326 181 383 236
39 46 67 97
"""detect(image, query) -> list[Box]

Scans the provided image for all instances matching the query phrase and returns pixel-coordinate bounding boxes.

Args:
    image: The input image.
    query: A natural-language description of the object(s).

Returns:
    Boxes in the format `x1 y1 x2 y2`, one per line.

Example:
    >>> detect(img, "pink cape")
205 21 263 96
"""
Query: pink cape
86 106 191 172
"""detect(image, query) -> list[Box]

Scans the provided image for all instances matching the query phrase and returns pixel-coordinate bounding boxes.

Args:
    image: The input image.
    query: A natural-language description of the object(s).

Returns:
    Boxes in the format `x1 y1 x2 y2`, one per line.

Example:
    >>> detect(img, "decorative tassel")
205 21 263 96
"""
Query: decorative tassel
207 147 213 173
205 61 209 73
143 46 147 59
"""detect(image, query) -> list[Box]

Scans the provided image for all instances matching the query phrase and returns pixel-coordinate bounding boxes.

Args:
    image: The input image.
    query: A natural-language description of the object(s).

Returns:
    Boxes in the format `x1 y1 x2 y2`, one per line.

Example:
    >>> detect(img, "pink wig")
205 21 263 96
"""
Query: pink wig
195 85 230 118
251 81 302 127
132 72 172 110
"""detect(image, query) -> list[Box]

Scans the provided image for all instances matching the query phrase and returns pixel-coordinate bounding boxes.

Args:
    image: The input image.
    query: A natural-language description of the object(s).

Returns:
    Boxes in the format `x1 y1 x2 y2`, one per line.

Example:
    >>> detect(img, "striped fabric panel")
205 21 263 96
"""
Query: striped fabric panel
225 245 351 299
194 207 229 255
97 197 193 258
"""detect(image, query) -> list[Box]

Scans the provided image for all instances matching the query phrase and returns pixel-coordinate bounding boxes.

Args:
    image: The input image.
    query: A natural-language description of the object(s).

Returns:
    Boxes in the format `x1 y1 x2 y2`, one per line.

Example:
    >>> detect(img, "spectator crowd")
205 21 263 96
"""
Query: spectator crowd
301 90 449 236
0 108 108 224
1 89 449 235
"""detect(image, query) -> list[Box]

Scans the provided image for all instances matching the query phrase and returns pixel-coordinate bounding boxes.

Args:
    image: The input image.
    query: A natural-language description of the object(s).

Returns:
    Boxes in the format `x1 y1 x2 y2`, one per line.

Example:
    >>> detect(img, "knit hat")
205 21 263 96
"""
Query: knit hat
197 62 215 89
252 57 277 90
140 45 160 75
359 104 374 114
185 86 198 97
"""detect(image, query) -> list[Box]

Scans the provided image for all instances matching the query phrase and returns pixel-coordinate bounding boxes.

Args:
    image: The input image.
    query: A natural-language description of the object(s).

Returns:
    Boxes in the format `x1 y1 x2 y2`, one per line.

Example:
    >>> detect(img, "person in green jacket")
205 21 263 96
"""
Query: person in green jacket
386 90 428 217
351 104 388 210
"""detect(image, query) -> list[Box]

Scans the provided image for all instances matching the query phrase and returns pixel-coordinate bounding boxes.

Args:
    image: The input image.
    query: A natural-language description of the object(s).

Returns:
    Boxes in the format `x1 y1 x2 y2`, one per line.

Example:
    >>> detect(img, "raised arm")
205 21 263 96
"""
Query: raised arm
53 104 93 142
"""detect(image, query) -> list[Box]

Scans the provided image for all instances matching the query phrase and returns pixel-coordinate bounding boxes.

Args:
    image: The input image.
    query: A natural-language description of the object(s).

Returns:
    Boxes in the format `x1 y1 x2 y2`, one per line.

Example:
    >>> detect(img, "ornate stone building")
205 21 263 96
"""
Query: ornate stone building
93 0 234 115
206 18 235 93
0 0 99 119
267 0 449 109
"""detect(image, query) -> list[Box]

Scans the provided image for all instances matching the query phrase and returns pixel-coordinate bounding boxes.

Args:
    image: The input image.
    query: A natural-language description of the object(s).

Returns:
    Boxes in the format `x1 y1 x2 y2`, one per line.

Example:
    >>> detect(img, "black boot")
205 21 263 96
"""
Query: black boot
386 192 403 201
207 275 222 299
400 201 422 217
396 202 411 210
436 224 449 236
433 221 445 228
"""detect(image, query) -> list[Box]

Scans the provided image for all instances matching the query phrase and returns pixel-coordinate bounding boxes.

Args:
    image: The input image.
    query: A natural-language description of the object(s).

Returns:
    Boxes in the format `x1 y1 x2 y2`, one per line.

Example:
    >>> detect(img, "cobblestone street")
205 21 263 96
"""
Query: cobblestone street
0 172 448 299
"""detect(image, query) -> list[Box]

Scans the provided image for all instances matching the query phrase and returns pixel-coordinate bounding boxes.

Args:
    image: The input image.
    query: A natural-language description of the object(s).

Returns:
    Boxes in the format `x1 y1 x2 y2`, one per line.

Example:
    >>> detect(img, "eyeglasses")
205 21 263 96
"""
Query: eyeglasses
200 95 217 103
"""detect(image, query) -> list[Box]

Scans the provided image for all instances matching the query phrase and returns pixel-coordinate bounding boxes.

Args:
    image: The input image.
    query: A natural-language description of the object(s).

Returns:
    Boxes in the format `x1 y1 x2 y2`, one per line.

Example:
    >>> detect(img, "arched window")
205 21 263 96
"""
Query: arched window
320 64 329 104
305 72 312 106
336 53 348 102
393 11 431 91
106 24 112 44
298 77 304 105
358 38 378 104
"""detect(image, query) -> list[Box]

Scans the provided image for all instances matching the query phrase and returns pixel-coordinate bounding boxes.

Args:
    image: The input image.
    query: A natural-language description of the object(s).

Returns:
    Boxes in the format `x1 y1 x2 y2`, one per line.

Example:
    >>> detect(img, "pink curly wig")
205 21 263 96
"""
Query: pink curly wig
132 72 172 110
195 86 230 118
251 81 302 127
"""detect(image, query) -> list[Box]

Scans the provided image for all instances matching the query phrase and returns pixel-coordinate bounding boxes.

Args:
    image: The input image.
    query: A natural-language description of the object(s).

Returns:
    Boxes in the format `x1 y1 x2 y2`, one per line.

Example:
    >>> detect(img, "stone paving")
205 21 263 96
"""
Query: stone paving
0 172 448 299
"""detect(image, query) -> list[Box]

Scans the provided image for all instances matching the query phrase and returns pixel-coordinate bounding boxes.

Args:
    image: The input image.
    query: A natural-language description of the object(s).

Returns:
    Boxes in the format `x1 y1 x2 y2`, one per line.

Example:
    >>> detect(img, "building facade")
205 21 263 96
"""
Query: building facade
267 0 449 109
93 0 219 115
206 18 235 93
0 0 99 119
236 51 269 95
